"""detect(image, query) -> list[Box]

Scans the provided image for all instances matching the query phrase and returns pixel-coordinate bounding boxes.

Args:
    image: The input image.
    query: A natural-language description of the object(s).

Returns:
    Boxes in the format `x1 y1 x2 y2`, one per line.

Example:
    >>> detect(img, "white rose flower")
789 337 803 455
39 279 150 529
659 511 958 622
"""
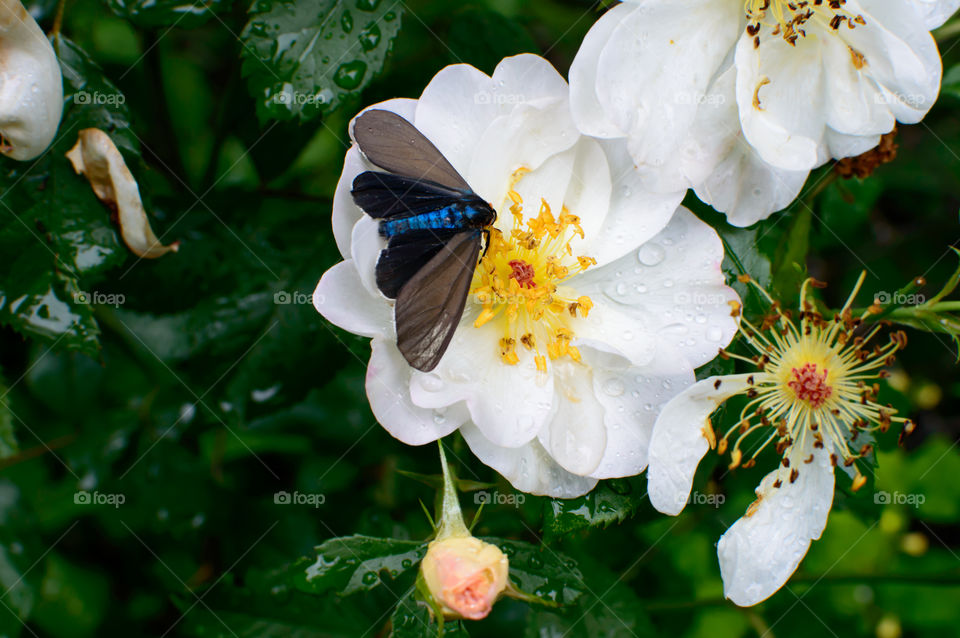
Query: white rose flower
647 273 913 605
569 0 957 226
0 0 63 161
314 54 740 497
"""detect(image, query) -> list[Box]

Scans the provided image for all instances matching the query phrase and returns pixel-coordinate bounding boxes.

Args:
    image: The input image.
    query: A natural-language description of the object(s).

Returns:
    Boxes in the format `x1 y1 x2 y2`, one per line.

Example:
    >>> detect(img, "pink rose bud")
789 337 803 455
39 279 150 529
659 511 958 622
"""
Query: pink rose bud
421 536 509 620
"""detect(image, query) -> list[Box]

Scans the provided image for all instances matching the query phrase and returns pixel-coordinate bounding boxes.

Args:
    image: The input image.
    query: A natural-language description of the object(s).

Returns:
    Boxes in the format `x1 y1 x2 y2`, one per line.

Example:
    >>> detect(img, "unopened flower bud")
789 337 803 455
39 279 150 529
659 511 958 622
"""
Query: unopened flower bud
420 535 508 620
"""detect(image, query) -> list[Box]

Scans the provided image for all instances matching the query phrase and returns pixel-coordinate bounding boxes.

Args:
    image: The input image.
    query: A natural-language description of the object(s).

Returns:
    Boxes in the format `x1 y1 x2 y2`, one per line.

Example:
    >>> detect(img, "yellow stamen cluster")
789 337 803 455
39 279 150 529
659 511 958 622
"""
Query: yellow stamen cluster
715 272 912 490
471 184 596 372
744 0 866 47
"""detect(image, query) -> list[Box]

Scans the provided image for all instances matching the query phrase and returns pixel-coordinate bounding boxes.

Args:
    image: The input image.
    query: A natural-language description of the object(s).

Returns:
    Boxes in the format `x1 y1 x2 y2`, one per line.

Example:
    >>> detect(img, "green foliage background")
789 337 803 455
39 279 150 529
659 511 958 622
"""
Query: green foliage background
1 0 960 636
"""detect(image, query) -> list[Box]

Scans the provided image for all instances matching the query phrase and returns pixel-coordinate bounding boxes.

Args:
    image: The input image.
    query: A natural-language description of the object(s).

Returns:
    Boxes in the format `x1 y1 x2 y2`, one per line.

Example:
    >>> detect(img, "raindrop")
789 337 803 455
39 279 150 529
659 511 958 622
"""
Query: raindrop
615 282 628 296
602 378 625 397
706 326 724 342
334 60 367 89
420 373 444 392
637 243 665 266
356 0 380 9
662 323 688 335
359 23 381 51
362 571 378 585
341 11 353 32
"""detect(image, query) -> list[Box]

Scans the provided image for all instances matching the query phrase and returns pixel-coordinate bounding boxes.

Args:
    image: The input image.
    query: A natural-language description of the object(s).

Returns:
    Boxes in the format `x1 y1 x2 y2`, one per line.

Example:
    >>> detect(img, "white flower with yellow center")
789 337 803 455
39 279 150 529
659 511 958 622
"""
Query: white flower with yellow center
569 0 957 226
647 273 913 606
314 54 741 497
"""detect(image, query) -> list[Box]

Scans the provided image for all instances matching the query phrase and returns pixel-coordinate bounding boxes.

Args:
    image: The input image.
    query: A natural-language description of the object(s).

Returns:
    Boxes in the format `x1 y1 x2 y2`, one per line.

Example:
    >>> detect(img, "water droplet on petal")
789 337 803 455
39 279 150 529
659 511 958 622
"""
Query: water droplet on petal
602 378 625 397
420 373 444 392
637 243 665 266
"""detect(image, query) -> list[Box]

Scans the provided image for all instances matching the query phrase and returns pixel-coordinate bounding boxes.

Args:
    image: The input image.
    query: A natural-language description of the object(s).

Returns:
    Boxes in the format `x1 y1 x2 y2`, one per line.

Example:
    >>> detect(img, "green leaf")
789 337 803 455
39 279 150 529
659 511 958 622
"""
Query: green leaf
107 292 274 364
542 478 645 543
488 538 584 606
0 248 101 356
523 559 654 638
295 535 426 596
105 0 234 28
55 35 139 156
0 36 140 355
241 0 404 122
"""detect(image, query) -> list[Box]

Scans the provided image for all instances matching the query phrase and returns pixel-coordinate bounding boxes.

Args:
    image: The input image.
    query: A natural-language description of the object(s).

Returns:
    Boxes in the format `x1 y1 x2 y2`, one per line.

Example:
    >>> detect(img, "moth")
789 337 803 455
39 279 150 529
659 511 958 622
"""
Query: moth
351 109 497 372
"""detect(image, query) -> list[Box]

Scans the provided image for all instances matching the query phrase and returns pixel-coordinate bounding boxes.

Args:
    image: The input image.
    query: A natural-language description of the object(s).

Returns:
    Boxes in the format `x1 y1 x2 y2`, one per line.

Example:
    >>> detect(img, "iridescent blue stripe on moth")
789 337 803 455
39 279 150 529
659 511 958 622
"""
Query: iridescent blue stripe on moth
349 109 497 372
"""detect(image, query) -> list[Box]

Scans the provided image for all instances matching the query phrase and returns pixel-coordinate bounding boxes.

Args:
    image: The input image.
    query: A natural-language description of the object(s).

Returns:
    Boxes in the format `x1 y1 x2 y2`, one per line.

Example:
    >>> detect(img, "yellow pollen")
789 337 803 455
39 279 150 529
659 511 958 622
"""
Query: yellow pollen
717 273 911 489
470 179 595 371
744 0 866 47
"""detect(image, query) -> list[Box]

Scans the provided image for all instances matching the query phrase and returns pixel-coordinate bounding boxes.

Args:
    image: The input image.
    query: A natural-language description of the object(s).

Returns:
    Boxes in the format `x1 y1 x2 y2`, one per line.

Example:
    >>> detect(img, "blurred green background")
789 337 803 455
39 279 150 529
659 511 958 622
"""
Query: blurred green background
1 0 960 636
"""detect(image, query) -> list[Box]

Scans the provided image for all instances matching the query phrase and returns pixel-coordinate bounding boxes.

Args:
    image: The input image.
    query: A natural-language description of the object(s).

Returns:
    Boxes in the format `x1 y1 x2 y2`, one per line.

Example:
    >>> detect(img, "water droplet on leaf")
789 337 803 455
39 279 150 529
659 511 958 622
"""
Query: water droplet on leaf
334 60 367 89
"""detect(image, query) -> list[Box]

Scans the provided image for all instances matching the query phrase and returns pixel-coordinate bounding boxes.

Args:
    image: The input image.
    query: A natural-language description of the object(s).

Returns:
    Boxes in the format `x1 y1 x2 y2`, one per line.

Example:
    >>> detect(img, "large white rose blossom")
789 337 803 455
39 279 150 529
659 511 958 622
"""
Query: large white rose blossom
313 54 741 498
647 273 913 605
569 0 958 226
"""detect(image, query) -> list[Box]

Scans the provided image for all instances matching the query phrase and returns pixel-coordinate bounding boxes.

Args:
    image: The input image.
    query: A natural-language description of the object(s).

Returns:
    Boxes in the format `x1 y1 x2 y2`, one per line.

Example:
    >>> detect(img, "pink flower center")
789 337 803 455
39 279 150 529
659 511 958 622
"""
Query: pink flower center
788 363 832 408
446 572 494 619
508 259 536 289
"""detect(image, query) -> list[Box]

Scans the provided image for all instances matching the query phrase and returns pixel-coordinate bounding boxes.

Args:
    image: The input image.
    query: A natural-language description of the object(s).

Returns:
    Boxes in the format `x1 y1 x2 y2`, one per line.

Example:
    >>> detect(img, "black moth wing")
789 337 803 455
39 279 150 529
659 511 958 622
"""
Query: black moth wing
395 231 482 372
353 109 472 192
352 171 465 220
375 228 462 299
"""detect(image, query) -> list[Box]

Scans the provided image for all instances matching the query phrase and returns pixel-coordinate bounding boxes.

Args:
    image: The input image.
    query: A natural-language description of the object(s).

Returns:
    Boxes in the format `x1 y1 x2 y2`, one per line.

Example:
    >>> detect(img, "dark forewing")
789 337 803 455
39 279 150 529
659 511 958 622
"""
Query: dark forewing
375 228 461 299
394 231 481 372
352 171 463 220
353 109 471 192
